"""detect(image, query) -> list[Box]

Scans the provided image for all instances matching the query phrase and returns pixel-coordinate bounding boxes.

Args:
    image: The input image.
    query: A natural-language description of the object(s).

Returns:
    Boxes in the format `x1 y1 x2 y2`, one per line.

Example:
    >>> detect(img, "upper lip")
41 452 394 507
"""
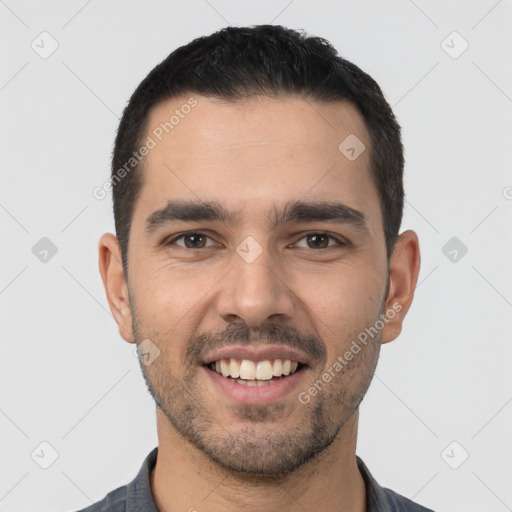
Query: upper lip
202 345 311 366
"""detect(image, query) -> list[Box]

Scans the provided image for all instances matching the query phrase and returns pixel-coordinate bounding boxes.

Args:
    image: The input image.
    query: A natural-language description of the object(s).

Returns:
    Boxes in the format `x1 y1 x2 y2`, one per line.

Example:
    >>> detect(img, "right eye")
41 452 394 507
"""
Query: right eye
165 231 216 249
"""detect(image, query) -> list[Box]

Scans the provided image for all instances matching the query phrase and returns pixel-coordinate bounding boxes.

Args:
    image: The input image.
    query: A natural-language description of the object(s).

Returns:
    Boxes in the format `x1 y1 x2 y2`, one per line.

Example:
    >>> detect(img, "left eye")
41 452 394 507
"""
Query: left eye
294 233 343 249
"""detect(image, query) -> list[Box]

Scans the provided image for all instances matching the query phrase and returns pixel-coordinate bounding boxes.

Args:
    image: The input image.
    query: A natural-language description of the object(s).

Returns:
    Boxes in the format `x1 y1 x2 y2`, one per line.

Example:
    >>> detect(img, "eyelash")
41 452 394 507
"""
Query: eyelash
164 231 347 251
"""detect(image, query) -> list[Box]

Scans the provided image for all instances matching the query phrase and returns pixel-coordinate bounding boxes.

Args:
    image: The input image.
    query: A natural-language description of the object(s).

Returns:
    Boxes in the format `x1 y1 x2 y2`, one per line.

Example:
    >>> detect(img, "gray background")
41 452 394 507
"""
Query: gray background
1 1 511 511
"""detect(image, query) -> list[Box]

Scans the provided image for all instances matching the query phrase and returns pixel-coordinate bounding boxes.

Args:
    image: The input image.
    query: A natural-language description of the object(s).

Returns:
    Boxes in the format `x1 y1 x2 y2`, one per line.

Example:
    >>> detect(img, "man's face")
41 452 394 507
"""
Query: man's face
120 95 393 476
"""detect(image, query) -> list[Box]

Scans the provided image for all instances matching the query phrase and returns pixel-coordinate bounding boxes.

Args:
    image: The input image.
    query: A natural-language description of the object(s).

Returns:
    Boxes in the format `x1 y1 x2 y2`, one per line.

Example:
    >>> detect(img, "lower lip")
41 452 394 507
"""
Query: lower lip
202 366 309 405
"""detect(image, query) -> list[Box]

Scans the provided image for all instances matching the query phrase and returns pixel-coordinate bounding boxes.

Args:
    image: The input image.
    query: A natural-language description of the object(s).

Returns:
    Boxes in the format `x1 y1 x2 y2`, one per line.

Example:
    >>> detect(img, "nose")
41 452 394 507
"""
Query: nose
216 244 296 327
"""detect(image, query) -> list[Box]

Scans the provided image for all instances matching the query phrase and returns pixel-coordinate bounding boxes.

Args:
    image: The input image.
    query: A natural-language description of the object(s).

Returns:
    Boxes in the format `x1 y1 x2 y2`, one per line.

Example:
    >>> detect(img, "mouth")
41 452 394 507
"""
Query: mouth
200 345 312 404
202 358 309 405
204 358 307 386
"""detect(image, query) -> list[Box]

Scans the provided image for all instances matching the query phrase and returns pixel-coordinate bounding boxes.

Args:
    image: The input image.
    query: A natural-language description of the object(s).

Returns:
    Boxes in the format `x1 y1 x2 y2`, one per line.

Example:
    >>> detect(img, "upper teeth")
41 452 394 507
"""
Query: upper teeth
212 358 299 380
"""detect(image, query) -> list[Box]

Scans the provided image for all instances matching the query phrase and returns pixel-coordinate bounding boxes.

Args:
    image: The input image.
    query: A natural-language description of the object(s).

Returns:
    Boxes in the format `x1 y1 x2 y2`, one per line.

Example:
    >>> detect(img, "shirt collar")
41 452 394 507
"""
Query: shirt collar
126 447 159 512
356 455 395 511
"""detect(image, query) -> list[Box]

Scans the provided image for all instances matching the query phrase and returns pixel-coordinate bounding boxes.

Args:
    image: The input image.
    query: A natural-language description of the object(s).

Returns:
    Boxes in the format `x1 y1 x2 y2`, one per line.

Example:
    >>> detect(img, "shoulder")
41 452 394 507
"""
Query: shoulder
69 447 159 512
71 484 128 512
356 456 436 512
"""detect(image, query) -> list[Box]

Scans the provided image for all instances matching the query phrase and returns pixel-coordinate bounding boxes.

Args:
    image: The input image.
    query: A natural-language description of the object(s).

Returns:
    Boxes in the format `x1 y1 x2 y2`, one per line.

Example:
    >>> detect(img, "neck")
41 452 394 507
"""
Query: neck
150 408 366 512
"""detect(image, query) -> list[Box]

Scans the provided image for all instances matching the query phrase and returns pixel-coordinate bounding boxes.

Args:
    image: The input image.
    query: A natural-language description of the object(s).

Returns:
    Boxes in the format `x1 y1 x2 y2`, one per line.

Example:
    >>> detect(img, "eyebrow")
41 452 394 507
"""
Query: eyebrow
145 199 369 235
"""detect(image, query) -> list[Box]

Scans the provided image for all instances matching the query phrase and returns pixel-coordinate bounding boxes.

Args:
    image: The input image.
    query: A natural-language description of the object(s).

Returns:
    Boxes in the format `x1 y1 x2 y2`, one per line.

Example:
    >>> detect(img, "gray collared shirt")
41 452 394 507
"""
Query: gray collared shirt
73 447 435 511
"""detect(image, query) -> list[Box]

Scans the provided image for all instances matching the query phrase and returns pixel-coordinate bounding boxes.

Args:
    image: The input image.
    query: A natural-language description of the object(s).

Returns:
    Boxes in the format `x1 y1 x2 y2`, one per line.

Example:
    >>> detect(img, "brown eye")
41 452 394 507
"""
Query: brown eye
183 233 207 248
294 233 343 250
306 233 330 249
167 232 215 249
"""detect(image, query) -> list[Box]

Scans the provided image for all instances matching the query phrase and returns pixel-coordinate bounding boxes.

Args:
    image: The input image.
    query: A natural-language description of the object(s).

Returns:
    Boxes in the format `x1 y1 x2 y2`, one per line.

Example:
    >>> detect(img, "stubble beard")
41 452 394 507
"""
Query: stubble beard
131 303 383 478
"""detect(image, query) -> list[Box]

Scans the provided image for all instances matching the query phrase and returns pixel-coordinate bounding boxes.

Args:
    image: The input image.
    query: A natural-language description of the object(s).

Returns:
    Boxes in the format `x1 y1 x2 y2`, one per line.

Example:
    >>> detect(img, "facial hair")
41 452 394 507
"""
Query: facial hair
131 301 384 478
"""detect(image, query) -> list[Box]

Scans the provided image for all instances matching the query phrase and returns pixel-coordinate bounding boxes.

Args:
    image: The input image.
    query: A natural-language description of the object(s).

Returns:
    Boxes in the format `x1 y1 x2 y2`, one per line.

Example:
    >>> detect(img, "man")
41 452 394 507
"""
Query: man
81 24 431 511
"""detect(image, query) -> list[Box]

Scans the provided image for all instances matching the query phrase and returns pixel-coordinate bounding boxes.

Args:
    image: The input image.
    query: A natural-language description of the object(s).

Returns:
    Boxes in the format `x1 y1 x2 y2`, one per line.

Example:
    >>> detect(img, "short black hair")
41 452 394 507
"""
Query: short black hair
111 25 404 276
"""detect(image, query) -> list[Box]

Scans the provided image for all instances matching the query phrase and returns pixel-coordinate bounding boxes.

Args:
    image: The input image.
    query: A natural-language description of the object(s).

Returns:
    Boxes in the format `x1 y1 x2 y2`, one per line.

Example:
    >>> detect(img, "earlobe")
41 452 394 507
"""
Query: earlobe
380 230 421 344
98 233 135 343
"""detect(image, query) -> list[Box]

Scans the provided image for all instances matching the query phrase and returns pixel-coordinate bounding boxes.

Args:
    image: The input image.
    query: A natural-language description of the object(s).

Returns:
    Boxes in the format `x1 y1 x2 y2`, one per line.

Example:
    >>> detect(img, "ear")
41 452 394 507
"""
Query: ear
380 230 421 344
98 233 135 343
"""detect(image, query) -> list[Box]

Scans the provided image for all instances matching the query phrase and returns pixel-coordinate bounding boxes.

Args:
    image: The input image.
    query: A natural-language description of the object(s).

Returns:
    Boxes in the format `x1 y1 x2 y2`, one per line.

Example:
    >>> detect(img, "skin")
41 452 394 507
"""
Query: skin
99 94 420 512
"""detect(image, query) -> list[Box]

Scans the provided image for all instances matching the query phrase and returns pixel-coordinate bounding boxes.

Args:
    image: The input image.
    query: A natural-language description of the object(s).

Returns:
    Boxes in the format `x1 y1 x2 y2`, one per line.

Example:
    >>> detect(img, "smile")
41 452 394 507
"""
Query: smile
203 358 309 404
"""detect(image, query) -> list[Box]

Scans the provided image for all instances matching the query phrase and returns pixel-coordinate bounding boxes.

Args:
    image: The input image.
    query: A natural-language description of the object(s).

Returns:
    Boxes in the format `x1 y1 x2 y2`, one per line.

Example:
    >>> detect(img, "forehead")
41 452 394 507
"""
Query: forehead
135 94 380 229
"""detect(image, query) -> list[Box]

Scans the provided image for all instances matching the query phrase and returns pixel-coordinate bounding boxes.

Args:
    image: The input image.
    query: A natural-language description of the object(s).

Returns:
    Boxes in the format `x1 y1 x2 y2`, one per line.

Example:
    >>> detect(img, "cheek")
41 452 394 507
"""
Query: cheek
299 262 382 318
134 262 213 321
296 264 384 352
130 263 223 364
